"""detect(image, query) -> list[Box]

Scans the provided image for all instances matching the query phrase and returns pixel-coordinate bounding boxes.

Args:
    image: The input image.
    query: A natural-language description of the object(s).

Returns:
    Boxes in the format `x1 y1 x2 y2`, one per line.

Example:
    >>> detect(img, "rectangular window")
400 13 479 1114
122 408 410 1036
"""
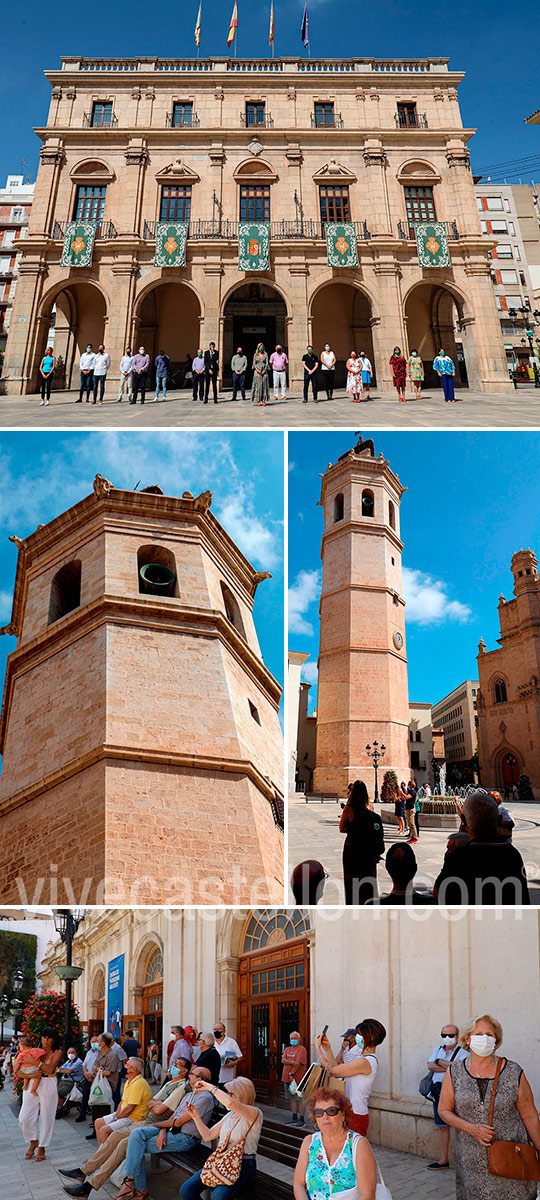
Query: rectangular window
240 184 270 221
486 196 503 210
159 185 192 222
74 185 106 222
0 257 11 273
246 102 265 126
500 269 518 284
495 295 502 310
314 102 335 127
480 220 487 233
411 750 420 768
404 185 435 223
2 231 15 247
491 220 508 233
505 295 521 309
11 208 24 221
397 102 418 128
91 102 113 128
476 196 483 211
172 102 193 127
504 198 511 212
319 185 350 224
496 245 512 258
508 221 515 235
514 247 521 260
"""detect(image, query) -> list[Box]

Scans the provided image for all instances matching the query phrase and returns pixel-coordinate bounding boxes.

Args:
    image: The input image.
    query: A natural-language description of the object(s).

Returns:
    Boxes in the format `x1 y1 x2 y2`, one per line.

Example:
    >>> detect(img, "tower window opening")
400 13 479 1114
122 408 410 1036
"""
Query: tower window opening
249 699 261 725
48 560 82 625
494 678 507 704
389 500 396 529
137 544 177 597
362 489 374 518
334 493 344 522
221 581 246 639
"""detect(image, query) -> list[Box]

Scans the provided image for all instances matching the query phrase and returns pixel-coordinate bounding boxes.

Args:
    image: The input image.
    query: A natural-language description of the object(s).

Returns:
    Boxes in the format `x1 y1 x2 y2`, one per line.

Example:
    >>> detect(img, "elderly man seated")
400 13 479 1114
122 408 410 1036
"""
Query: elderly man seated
93 1057 151 1146
56 1048 85 1116
434 788 530 904
115 1065 213 1200
58 1059 200 1197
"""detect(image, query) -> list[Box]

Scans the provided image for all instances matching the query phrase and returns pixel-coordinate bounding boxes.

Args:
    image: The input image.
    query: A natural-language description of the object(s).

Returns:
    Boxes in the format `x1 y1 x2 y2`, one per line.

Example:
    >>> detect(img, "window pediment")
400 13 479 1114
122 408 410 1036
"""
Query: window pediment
313 159 357 183
70 158 115 183
156 159 200 183
397 159 441 185
234 158 278 182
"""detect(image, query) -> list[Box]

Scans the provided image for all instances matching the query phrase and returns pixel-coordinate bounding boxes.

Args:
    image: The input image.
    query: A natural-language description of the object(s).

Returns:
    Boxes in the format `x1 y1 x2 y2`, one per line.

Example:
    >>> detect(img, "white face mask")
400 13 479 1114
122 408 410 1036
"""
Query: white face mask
441 1035 456 1046
469 1034 496 1057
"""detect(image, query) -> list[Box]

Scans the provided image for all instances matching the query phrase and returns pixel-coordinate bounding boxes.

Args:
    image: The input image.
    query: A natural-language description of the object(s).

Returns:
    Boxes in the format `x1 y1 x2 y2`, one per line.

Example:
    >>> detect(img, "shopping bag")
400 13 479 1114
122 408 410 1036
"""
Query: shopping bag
376 1160 393 1200
88 1068 113 1108
68 1083 83 1102
296 1062 344 1099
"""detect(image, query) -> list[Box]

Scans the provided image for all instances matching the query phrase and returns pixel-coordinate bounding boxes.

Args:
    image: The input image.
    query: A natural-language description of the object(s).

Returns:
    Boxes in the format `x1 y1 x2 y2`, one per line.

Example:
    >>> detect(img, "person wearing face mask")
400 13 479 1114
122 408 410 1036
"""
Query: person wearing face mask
212 1022 243 1084
78 345 95 403
346 350 364 402
169 1026 193 1075
320 343 336 400
269 344 289 402
56 1048 85 1117
438 1014 540 1200
315 1019 386 1135
282 1031 308 1126
359 350 373 400
407 348 424 400
76 1039 101 1124
425 1024 467 1169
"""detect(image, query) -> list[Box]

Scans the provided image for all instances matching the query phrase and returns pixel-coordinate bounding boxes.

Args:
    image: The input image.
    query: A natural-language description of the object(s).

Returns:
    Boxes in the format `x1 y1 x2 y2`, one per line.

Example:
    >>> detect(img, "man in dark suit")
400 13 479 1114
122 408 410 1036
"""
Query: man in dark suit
204 342 219 404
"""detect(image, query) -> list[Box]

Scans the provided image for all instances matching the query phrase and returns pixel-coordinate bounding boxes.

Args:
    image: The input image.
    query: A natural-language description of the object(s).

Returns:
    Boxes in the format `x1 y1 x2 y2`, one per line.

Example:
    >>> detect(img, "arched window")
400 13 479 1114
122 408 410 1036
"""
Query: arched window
388 500 396 530
48 560 81 624
221 582 246 639
494 678 507 704
362 489 374 518
242 909 311 954
334 493 344 522
143 946 164 985
93 968 105 1003
137 544 177 597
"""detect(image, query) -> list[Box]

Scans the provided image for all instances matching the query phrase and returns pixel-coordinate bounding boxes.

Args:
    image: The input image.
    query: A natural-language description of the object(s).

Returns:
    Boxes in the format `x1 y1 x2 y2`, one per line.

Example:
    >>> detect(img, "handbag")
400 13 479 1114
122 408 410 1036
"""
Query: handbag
419 1044 460 1101
88 1068 113 1109
296 1062 345 1100
350 1136 393 1200
486 1058 540 1184
200 1113 259 1189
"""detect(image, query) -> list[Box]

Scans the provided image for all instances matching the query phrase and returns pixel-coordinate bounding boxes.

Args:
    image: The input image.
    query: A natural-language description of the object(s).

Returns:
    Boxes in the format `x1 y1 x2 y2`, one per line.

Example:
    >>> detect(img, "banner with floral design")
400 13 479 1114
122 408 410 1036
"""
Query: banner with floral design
326 222 358 268
415 221 450 268
61 222 96 267
155 221 188 267
238 222 270 271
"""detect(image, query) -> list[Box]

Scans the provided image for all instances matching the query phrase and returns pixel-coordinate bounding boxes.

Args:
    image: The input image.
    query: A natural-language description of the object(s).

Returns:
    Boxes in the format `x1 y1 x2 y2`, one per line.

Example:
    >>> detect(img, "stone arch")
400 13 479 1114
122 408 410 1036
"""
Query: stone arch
132 932 165 991
309 279 378 388
132 279 203 383
69 159 116 184
490 673 509 704
221 280 289 387
492 743 522 790
220 581 246 640
137 544 178 598
90 963 106 1004
48 560 81 625
403 279 471 389
233 158 278 182
334 493 344 522
34 277 109 391
396 159 442 185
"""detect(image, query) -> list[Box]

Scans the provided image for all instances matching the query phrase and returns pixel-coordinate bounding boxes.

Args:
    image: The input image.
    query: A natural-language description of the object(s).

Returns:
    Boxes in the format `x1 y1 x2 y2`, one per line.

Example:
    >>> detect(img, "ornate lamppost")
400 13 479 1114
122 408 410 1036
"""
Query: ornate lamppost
365 740 386 803
53 910 85 1057
0 994 9 1044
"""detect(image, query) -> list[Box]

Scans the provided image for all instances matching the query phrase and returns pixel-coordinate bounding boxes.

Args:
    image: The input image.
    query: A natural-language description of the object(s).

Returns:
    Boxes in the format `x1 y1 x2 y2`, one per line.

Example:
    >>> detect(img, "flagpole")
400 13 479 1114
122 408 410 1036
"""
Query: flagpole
234 27 237 58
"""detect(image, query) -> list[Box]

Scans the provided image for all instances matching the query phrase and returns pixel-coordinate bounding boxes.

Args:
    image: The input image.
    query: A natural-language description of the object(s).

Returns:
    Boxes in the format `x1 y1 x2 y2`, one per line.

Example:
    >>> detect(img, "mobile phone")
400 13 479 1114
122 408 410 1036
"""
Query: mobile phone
321 1024 328 1039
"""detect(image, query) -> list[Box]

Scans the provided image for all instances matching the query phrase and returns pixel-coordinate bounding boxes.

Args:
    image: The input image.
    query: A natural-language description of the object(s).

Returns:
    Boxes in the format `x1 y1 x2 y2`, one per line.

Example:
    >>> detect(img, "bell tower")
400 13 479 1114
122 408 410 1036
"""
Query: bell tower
0 476 283 904
313 437 410 797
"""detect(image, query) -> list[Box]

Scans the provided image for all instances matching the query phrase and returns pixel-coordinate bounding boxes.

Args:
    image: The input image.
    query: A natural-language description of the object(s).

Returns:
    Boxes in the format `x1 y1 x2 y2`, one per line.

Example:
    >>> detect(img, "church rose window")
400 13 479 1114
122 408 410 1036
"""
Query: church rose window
242 909 310 954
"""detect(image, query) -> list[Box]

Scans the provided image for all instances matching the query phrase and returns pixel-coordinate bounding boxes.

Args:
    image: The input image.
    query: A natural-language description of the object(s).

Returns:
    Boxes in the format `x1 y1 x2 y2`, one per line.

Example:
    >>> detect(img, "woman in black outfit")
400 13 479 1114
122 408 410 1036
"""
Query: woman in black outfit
339 780 385 905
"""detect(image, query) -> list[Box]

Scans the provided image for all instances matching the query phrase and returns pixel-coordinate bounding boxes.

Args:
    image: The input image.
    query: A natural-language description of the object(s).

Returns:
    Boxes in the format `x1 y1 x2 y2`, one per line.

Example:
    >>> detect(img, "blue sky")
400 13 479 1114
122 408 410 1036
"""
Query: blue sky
2 0 540 183
288 431 540 712
0 431 284 700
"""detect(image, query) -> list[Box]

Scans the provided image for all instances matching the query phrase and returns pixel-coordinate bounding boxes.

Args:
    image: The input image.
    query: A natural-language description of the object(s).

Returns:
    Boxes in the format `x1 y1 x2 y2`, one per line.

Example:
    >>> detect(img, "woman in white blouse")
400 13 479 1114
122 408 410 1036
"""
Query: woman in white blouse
181 1076 263 1199
315 1019 386 1137
320 344 336 400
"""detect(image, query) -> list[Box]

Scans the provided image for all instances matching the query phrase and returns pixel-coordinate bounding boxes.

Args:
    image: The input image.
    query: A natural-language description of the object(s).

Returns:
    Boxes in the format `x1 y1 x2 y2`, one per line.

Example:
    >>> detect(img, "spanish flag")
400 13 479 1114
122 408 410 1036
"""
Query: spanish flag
194 2 202 47
227 1 238 47
269 1 274 46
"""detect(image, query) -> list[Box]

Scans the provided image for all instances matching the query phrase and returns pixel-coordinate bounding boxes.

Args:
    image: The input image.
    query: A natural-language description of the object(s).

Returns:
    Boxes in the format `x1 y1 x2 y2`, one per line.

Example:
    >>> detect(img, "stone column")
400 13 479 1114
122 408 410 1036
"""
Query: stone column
2 262 48 394
363 143 392 238
462 263 511 393
370 260 406 391
216 955 241 1037
286 263 310 390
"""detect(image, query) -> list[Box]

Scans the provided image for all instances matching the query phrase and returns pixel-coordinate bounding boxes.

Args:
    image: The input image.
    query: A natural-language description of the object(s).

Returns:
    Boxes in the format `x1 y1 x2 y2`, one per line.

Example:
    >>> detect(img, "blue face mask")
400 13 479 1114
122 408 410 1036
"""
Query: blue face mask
290 1039 299 1047
355 1035 364 1051
91 1043 99 1051
170 1065 181 1078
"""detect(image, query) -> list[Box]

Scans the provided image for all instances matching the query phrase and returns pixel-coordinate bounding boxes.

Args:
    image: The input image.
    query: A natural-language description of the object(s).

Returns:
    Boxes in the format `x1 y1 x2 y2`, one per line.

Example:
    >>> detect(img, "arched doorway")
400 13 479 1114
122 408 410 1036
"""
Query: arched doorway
310 282 376 389
88 965 106 1043
237 909 310 1106
222 282 287 388
134 281 201 389
404 282 469 388
499 751 520 790
36 280 107 391
140 944 164 1059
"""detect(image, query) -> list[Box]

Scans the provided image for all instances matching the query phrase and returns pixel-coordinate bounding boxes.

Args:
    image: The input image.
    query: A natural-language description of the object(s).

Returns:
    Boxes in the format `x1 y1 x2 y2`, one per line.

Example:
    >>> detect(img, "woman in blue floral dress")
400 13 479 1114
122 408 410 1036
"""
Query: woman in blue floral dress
293 1087 376 1200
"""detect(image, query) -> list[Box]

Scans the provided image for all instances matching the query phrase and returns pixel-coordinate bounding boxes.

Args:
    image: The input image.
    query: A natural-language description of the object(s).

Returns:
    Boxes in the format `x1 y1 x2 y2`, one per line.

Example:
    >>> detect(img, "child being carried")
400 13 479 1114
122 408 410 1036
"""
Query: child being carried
14 1036 45 1094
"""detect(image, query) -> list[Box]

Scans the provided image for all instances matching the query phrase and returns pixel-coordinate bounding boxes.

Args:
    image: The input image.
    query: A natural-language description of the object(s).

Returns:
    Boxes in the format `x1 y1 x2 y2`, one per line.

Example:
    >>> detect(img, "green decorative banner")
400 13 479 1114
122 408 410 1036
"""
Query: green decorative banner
415 221 450 268
155 221 188 268
326 222 359 268
238 222 270 272
61 221 96 267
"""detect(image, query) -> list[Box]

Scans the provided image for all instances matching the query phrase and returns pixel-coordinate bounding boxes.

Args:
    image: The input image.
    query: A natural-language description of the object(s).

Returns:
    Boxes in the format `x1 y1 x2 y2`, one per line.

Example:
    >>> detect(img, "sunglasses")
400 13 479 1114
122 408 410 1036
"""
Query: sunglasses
314 1106 340 1118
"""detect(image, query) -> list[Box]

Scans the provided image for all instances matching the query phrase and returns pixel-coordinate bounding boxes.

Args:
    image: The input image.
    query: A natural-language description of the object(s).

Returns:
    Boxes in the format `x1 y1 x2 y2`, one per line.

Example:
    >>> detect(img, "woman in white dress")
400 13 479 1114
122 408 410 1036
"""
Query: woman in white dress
346 352 364 402
19 1026 63 1161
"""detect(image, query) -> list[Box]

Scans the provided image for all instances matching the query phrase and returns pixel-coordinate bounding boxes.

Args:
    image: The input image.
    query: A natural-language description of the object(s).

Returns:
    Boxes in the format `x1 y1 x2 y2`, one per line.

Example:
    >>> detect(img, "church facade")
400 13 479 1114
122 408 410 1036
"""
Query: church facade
1 54 510 398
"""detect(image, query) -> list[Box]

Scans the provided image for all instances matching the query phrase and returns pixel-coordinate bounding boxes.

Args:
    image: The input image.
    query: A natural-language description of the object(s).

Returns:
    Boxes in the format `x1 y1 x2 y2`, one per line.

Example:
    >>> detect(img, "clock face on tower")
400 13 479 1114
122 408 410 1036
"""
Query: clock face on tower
393 630 404 650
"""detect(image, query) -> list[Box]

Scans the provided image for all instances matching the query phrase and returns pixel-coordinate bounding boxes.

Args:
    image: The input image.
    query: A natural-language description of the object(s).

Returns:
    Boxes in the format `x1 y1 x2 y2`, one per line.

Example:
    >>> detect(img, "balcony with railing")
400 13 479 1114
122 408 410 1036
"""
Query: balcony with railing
65 56 450 75
395 111 428 129
240 112 274 128
82 112 118 128
165 111 200 127
310 113 344 128
397 219 459 240
143 218 371 241
51 220 118 240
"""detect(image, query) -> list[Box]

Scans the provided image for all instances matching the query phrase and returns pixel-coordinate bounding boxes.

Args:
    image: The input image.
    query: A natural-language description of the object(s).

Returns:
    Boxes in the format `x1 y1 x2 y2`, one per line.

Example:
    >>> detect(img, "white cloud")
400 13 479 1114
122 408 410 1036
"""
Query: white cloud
215 487 280 569
288 568 321 636
0 589 13 624
403 567 472 626
288 461 295 472
301 660 318 685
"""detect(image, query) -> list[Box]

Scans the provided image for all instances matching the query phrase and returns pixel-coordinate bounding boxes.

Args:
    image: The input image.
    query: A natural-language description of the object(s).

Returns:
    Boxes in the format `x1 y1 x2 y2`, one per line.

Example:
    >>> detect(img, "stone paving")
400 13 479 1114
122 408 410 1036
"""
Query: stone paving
287 795 540 903
1 385 539 428
0 1081 457 1200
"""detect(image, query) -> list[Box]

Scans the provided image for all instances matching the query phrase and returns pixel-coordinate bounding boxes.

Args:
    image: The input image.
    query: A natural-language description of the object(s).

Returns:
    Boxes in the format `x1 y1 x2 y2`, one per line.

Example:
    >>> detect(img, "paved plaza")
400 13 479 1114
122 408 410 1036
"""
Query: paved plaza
0 1081 456 1200
288 795 540 903
0 385 539 428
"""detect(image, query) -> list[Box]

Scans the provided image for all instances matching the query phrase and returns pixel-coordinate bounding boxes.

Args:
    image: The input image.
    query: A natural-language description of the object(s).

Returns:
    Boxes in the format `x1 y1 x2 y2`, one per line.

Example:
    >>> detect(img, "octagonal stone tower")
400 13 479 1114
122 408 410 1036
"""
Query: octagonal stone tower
313 437 410 797
0 476 283 904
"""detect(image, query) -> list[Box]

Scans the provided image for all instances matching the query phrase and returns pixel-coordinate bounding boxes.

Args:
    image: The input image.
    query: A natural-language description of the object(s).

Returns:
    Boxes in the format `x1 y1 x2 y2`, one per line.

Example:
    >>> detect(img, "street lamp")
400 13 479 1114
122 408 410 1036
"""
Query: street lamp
53 909 85 1057
365 740 386 804
0 994 9 1044
519 308 540 386
12 967 24 995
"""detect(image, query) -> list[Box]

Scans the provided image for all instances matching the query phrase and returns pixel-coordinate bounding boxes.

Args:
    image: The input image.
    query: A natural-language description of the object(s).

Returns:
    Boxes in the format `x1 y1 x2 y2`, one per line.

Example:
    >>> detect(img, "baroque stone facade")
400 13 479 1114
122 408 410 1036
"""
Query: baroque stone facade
1 55 510 397
0 479 284 904
477 548 540 796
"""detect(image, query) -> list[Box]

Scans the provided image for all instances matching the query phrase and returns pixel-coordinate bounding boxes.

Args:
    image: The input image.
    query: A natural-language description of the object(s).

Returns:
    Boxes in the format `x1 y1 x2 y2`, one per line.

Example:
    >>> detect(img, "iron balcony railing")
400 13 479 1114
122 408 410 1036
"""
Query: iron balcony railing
310 112 344 128
165 111 200 127
240 112 274 128
143 218 371 241
397 219 459 240
395 111 428 129
82 112 118 128
51 220 118 240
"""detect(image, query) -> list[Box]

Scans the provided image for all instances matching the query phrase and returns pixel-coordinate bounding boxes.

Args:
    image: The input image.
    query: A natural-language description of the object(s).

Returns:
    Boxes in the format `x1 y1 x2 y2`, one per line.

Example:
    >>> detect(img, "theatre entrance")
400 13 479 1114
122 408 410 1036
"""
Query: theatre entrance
222 283 287 389
237 910 310 1106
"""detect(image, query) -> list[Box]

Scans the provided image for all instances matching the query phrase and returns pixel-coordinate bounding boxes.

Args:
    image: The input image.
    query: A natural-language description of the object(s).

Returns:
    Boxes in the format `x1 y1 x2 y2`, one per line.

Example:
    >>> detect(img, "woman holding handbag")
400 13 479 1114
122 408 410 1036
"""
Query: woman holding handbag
438 1014 540 1199
180 1076 263 1199
293 1087 378 1200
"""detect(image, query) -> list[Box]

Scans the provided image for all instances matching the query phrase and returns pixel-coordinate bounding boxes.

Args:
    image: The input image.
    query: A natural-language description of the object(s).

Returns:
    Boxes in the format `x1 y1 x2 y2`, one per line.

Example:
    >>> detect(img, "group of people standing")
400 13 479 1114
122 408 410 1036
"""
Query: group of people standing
389 346 456 402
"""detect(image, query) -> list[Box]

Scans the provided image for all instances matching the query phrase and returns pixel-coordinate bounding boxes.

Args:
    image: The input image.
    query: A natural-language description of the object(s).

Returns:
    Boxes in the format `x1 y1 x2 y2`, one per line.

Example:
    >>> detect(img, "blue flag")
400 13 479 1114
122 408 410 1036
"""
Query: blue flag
301 2 309 46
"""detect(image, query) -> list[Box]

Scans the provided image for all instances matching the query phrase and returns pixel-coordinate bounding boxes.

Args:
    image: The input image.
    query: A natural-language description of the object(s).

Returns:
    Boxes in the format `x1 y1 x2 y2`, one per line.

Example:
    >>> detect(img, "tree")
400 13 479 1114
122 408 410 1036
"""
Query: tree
20 991 83 1057
0 931 37 1008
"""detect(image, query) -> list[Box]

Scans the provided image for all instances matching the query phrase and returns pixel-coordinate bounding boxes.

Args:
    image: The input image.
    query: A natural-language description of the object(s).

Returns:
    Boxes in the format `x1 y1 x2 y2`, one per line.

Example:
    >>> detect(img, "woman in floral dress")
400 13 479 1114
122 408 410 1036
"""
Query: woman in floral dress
346 351 364 403
251 344 269 407
389 346 407 402
407 349 424 400
438 1014 540 1200
293 1087 376 1199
